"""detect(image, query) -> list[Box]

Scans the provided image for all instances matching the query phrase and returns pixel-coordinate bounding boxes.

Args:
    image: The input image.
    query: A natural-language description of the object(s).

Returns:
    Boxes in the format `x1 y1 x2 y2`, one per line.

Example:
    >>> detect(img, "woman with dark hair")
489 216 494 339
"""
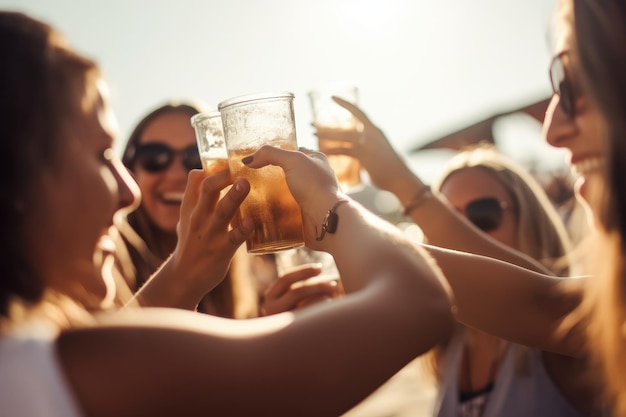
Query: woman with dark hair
116 102 338 317
116 101 259 318
568 0 626 414
0 11 453 416
120 102 205 288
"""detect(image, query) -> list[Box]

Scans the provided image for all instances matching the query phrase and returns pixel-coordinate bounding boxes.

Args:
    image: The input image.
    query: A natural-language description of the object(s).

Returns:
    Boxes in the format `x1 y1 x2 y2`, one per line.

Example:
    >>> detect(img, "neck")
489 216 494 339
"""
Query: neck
460 330 504 394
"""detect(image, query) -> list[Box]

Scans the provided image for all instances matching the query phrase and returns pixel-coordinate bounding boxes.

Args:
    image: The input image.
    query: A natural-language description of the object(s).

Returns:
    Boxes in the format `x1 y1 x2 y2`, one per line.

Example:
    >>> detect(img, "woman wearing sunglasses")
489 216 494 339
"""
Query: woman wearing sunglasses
425 145 579 417
318 98 601 414
0 12 454 416
117 103 339 317
313 10 604 409
116 102 260 318
564 0 626 414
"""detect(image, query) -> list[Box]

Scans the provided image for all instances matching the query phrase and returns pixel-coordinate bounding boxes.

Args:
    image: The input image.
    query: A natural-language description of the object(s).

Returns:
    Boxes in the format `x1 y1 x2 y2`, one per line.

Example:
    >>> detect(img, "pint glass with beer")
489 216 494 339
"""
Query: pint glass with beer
309 82 363 193
218 92 304 254
191 110 229 177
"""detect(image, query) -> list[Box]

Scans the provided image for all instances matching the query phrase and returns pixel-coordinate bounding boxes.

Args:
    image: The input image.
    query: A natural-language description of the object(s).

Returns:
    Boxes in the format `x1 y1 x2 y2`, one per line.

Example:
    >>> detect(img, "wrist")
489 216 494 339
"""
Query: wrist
306 193 351 249
402 186 433 217
316 199 351 241
386 169 426 202
155 254 206 310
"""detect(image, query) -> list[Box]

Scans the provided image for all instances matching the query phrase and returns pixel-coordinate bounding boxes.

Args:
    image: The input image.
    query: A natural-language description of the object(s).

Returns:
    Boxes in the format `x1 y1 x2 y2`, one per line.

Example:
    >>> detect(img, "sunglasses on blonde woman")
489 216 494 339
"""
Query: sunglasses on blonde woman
132 143 202 173
549 51 577 119
461 197 512 232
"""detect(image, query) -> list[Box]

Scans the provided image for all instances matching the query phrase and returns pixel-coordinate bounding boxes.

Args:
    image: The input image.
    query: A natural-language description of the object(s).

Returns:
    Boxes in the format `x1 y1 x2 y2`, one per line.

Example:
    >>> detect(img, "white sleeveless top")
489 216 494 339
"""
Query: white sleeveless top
433 330 586 417
0 321 83 417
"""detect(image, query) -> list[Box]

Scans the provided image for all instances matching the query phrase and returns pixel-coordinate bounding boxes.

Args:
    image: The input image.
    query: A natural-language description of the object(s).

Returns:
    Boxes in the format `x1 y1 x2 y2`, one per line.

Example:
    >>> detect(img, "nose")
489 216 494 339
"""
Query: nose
543 95 577 148
113 159 141 212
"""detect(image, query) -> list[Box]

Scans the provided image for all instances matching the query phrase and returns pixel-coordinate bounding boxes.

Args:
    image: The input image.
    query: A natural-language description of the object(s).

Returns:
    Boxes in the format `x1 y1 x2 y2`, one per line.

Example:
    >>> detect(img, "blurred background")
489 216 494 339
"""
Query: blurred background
1 1 580 415
1 0 572 220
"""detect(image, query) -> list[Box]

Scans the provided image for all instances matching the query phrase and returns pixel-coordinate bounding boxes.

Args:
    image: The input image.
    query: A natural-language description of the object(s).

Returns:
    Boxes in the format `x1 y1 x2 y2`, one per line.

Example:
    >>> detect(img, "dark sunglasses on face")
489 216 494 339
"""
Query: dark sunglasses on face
133 143 202 173
461 197 512 232
549 50 576 119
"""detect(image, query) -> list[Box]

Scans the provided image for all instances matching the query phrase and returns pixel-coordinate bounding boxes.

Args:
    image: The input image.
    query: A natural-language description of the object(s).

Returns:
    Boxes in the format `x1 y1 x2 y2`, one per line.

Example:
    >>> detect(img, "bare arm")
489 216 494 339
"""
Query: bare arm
317 98 550 273
58 148 454 417
423 244 587 356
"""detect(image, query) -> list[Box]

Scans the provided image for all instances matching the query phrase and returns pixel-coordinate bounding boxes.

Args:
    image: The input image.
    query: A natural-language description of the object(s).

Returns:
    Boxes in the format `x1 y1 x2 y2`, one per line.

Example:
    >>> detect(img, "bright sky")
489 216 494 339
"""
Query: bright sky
2 0 567 182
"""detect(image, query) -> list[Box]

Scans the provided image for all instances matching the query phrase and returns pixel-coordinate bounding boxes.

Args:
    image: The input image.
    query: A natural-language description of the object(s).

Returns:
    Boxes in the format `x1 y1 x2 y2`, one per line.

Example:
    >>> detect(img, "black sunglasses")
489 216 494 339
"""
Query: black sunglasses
549 51 576 119
133 143 202 173
461 197 512 232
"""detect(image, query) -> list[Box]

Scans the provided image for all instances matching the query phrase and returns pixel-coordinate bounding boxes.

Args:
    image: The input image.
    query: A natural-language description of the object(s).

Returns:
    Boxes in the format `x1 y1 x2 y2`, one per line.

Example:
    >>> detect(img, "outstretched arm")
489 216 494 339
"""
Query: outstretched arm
58 147 454 417
424 243 587 357
316 97 551 273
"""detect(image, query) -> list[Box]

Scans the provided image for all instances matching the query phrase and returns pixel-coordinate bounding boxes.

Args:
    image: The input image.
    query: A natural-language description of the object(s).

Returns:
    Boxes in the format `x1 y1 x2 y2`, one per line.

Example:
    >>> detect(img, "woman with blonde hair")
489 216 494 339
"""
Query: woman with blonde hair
425 145 578 416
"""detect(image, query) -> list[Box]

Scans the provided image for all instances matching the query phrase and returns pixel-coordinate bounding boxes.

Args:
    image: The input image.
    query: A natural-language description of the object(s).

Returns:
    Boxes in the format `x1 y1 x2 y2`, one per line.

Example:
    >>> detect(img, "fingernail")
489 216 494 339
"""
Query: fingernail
242 155 253 165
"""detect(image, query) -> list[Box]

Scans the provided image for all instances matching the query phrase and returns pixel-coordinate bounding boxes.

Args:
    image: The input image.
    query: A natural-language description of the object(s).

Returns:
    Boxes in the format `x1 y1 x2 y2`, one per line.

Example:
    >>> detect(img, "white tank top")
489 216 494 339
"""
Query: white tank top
0 321 83 417
433 330 587 417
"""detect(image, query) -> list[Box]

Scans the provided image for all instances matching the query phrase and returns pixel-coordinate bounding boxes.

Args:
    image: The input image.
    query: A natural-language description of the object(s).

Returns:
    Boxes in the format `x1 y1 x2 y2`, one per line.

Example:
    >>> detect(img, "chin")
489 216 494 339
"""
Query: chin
98 254 117 309
574 175 602 231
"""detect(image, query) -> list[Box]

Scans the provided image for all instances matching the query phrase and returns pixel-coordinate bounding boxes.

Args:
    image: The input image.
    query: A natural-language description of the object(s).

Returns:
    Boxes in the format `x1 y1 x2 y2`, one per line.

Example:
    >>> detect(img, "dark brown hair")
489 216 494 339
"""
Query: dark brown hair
121 102 203 170
116 102 203 292
116 103 259 318
0 12 99 317
574 0 626 412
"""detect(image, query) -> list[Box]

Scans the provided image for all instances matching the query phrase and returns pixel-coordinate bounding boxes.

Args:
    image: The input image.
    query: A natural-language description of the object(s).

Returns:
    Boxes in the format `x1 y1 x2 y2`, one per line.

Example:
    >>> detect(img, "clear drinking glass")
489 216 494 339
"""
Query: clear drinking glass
191 110 229 177
309 81 363 193
218 91 304 254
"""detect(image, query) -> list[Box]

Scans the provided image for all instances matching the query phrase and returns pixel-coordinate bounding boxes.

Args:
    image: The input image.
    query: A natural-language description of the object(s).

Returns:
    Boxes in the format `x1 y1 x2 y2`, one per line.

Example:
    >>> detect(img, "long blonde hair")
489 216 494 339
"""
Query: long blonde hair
423 145 573 380
432 145 572 275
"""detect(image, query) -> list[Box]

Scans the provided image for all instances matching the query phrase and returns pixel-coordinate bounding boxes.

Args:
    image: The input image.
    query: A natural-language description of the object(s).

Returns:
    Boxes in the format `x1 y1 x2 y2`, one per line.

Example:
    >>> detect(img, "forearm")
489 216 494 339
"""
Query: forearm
316 199 454 345
423 244 586 356
402 188 551 273
129 256 206 310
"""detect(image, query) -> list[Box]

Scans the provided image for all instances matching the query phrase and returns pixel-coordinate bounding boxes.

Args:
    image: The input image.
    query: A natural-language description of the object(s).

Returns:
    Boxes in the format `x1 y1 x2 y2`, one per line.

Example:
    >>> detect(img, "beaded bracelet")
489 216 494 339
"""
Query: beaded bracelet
402 186 432 217
316 200 350 241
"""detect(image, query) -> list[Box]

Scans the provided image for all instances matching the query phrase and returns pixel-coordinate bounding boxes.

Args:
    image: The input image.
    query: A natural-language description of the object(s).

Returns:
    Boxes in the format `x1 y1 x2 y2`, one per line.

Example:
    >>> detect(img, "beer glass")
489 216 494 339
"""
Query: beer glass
309 82 363 193
275 247 343 291
218 91 304 254
191 110 229 177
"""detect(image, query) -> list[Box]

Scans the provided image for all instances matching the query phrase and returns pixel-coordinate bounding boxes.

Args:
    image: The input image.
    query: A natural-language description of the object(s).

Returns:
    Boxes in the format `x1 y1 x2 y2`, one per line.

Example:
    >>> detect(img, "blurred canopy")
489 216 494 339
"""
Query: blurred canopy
411 97 551 152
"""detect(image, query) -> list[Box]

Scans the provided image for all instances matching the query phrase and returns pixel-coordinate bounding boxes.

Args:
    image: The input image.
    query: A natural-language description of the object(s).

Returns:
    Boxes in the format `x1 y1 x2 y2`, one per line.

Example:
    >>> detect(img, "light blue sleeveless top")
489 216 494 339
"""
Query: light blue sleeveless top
433 330 587 417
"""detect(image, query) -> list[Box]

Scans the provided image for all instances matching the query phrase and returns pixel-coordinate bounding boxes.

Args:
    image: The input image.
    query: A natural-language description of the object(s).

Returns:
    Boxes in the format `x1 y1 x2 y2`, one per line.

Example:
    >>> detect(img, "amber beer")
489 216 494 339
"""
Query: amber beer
308 82 363 193
317 130 362 190
219 91 305 254
228 145 303 253
200 152 229 176
193 110 228 178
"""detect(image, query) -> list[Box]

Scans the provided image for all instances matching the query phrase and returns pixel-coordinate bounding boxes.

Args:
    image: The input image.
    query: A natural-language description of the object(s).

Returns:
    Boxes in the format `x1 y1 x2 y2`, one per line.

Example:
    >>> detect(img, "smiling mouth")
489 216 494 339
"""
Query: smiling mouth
572 157 603 177
160 191 184 204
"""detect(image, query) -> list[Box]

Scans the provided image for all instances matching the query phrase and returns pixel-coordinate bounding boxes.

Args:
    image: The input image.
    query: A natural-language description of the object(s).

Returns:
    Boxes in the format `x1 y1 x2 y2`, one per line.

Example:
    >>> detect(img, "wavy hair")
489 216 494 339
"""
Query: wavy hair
573 0 626 413
432 145 573 275
0 12 99 318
